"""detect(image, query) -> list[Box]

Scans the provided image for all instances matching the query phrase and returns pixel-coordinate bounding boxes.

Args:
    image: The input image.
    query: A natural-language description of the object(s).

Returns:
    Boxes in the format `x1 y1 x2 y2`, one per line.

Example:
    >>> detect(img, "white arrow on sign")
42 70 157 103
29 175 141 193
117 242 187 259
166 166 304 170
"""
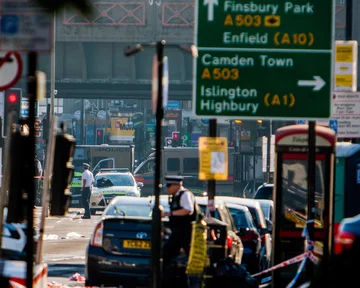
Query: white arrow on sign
297 76 326 91
204 0 218 22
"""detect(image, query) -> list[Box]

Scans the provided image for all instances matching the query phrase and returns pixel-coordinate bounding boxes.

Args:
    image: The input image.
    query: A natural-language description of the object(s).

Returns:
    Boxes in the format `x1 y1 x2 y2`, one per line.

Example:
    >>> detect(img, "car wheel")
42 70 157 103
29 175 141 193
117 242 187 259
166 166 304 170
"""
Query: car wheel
90 209 97 215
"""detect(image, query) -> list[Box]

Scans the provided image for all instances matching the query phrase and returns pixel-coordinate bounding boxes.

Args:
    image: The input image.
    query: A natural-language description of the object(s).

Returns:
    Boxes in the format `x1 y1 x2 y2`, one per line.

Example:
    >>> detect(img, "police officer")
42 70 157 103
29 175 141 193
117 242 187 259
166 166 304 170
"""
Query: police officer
161 175 196 269
81 163 94 219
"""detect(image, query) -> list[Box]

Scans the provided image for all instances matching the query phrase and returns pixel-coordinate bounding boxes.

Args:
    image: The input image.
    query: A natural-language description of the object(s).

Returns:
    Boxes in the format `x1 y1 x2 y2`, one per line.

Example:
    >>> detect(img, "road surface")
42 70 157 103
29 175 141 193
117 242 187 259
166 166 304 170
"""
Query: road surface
35 207 100 287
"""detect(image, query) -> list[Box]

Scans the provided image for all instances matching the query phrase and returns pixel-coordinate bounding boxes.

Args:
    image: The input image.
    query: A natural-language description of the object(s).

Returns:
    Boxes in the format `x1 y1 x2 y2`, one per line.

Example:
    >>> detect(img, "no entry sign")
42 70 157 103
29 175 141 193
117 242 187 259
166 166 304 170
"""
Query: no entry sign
0 51 22 91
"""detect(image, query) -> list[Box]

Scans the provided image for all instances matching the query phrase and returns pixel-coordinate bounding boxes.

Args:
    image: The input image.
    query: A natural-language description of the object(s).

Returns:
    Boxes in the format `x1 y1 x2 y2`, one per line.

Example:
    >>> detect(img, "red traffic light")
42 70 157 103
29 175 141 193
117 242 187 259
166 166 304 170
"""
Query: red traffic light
173 133 179 139
97 131 101 136
8 94 17 103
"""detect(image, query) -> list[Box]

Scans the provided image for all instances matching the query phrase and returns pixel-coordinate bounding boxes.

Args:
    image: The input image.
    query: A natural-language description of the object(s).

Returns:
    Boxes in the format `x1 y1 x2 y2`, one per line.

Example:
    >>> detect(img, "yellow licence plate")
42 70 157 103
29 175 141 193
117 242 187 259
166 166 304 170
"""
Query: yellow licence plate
123 240 151 250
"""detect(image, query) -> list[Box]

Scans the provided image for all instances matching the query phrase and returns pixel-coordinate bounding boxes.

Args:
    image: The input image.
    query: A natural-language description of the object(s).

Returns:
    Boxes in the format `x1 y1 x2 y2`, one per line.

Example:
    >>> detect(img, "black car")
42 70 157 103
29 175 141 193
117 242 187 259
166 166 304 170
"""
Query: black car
195 197 244 265
253 183 274 200
85 196 160 287
310 214 360 287
216 197 272 270
226 203 262 274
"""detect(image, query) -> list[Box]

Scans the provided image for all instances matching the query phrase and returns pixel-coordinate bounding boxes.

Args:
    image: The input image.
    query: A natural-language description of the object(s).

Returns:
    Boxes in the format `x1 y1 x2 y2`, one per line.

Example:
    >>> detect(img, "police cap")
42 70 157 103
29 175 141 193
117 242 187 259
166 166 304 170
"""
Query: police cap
164 175 183 186
82 163 90 168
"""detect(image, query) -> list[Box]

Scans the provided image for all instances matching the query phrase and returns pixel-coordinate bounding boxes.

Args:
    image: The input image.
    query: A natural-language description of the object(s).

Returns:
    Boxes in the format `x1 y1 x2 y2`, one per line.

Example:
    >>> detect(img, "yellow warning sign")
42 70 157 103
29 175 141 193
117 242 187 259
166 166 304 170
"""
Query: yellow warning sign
336 74 354 88
264 15 280 27
198 137 228 181
336 44 354 62
335 41 357 91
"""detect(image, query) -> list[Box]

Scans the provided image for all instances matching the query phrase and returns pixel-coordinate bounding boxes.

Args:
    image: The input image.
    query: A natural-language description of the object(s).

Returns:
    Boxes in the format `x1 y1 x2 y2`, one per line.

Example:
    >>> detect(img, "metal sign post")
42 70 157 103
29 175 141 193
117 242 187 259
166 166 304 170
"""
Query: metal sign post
26 51 37 288
208 119 217 216
152 40 165 288
124 41 197 288
306 121 316 282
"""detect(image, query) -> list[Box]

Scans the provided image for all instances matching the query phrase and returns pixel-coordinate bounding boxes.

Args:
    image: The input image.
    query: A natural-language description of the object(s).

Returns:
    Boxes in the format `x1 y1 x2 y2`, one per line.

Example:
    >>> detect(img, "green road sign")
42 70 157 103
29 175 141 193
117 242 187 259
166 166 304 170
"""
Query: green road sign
193 0 334 119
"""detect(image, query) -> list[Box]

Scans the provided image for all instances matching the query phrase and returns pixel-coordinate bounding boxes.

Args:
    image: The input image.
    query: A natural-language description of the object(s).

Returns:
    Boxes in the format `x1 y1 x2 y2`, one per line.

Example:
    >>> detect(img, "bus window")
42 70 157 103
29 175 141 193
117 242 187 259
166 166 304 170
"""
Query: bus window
137 159 155 174
183 158 199 173
281 157 325 229
167 158 180 172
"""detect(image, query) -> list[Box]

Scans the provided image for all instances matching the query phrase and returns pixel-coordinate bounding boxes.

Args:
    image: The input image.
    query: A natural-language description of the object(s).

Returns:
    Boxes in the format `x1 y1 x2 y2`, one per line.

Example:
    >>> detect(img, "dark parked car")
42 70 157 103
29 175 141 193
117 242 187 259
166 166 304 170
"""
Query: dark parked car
226 203 262 274
85 196 162 287
310 214 360 287
195 197 244 265
335 214 360 256
253 183 274 200
216 197 272 270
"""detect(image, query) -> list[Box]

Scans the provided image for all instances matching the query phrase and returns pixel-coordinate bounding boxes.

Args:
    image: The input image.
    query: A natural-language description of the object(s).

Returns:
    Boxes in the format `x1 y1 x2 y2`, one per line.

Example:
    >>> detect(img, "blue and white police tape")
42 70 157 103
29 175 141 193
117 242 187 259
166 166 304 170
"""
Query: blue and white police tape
251 220 319 279
286 220 319 288
286 257 307 288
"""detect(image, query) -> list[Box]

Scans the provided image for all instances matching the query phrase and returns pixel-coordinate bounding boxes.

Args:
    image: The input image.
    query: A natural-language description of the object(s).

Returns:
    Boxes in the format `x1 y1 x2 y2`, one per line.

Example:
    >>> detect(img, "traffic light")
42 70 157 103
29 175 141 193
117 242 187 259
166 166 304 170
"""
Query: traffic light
257 120 270 137
50 128 76 216
4 88 22 136
7 132 31 223
96 129 104 145
172 131 181 147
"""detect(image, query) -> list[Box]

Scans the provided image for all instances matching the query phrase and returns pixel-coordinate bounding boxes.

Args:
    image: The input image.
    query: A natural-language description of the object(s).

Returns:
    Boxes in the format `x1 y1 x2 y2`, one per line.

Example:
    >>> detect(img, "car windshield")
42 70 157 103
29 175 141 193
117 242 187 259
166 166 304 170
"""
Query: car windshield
228 208 251 229
95 174 134 187
255 186 273 200
105 204 152 217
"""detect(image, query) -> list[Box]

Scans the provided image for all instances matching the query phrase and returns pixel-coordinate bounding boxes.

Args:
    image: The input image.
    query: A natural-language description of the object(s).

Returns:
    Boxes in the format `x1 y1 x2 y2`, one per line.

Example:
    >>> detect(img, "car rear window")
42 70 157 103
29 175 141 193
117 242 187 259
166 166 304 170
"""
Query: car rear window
254 186 273 200
260 204 270 218
228 209 250 228
247 206 267 229
105 204 152 217
199 204 221 220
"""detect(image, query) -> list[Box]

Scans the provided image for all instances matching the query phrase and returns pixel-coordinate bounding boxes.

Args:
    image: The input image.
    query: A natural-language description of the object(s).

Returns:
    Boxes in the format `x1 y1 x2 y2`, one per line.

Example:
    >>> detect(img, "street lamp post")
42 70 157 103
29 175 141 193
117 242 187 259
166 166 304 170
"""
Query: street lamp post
124 42 197 288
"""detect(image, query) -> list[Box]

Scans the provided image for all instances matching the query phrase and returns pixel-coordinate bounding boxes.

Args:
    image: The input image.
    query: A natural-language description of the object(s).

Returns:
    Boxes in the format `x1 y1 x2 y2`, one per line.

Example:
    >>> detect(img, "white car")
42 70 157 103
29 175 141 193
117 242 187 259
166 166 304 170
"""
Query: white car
90 169 143 215
2 222 39 260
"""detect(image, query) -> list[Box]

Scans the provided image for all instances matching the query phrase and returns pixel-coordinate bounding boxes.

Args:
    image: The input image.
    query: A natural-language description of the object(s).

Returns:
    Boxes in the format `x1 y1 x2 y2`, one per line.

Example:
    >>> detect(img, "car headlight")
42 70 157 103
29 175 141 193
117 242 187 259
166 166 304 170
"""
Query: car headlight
126 192 137 197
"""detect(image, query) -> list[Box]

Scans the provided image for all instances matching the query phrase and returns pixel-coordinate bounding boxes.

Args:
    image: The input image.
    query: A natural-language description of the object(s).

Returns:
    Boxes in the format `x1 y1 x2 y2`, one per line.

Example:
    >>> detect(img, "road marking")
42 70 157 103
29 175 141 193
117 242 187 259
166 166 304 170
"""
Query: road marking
44 234 59 240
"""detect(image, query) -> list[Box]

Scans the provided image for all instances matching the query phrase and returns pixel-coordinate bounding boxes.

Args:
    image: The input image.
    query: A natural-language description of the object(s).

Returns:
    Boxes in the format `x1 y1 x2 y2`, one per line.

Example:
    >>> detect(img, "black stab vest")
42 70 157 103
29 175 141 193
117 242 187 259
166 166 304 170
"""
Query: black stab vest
169 190 196 229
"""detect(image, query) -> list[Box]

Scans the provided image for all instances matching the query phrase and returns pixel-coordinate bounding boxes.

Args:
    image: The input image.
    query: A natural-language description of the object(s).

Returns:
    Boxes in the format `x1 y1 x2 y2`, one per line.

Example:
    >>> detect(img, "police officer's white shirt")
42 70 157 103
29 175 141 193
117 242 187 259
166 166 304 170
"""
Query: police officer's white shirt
82 170 94 187
176 187 194 214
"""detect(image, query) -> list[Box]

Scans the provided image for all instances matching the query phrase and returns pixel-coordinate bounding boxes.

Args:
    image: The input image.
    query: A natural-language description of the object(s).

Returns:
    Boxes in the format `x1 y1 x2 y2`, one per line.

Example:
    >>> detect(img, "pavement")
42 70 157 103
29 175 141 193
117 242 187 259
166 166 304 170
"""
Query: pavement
34 206 101 287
